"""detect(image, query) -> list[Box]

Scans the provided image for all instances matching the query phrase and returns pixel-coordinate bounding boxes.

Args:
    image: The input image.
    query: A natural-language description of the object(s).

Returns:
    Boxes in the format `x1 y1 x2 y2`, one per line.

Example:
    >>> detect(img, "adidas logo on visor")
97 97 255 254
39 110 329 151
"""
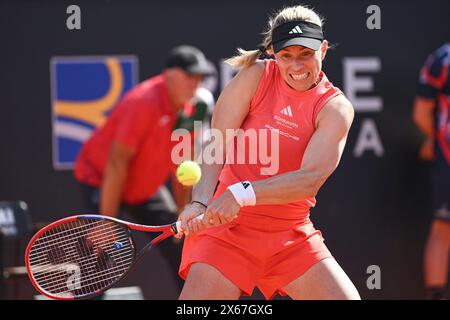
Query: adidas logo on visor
288 25 303 34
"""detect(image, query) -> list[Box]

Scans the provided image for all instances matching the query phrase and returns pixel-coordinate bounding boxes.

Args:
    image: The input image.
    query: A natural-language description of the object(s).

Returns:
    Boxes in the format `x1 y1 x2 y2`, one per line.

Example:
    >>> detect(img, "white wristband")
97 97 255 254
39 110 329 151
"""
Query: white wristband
227 181 256 207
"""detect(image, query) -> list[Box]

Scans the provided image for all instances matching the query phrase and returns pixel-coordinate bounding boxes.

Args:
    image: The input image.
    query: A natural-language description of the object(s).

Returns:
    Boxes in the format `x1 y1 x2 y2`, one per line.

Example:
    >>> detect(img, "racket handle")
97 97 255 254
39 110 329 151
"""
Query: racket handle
175 213 204 234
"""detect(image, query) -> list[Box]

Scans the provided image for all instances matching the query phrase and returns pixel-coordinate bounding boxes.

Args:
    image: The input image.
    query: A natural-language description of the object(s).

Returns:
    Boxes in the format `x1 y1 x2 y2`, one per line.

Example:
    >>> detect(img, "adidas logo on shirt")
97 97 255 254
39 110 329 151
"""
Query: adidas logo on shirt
289 25 303 34
280 106 293 117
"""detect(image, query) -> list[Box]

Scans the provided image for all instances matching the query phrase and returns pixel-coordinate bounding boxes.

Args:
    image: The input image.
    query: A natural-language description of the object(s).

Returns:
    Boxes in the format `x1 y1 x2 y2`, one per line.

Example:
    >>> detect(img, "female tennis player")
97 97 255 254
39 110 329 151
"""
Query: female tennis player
177 5 361 300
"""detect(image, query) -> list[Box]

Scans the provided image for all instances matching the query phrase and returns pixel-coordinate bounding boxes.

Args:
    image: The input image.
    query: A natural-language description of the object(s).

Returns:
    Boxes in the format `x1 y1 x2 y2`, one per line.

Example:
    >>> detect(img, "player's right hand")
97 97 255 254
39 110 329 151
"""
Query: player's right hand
175 202 207 238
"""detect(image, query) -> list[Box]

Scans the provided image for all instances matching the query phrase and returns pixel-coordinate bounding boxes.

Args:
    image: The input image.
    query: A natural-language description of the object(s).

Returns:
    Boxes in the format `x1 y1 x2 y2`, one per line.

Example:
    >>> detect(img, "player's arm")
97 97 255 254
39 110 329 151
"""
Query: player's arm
100 141 135 217
252 95 354 204
172 174 192 213
193 62 264 203
171 133 196 213
173 90 216 212
172 91 215 213
178 61 265 232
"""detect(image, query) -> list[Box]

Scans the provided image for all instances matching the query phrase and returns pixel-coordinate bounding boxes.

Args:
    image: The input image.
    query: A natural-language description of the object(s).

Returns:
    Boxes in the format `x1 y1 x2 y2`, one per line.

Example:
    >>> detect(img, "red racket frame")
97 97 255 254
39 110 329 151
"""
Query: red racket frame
25 214 183 300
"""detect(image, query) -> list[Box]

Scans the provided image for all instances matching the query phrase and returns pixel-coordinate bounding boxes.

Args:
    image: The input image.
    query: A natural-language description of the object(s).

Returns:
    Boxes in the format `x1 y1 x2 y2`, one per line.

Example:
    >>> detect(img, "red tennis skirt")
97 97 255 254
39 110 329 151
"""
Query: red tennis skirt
179 212 333 300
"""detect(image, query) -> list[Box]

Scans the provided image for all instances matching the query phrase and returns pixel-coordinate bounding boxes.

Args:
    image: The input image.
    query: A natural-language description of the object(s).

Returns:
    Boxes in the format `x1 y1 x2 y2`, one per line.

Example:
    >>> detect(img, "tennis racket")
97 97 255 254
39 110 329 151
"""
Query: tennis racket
25 213 203 300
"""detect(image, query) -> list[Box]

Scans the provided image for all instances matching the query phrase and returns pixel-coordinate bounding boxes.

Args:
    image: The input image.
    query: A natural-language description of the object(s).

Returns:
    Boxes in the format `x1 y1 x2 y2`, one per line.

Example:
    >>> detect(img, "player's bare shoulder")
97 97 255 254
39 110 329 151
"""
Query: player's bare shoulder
243 59 266 75
316 94 355 129
215 60 265 118
227 60 265 96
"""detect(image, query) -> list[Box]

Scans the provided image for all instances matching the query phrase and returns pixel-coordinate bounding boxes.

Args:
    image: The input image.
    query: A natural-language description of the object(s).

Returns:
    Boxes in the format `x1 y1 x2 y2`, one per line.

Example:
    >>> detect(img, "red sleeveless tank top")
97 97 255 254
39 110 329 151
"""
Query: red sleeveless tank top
217 59 343 220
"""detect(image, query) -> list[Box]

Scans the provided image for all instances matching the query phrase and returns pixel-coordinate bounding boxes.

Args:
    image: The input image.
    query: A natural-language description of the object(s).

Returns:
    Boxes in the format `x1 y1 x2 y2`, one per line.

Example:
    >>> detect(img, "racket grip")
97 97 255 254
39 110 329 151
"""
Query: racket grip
175 213 204 234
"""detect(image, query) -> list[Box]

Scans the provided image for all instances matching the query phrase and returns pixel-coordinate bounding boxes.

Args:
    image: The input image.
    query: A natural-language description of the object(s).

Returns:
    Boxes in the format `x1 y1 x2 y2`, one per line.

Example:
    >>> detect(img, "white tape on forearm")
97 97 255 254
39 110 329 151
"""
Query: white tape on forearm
227 181 256 207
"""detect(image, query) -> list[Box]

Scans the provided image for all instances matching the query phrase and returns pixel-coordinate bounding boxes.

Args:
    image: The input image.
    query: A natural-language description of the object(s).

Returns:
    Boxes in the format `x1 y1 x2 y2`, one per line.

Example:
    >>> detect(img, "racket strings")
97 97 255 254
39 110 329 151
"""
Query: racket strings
28 218 135 298
30 234 132 283
29 220 123 253
28 223 127 260
29 220 120 269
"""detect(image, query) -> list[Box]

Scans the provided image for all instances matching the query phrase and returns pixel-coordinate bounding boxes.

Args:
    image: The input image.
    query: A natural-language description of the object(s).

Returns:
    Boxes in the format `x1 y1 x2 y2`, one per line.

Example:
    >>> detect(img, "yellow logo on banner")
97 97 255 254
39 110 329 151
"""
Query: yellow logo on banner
54 58 123 127
51 55 138 169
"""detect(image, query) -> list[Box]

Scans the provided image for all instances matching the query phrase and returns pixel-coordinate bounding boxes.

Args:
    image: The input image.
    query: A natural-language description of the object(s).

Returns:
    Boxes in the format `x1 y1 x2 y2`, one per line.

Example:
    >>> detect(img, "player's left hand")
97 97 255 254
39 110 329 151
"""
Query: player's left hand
188 190 240 235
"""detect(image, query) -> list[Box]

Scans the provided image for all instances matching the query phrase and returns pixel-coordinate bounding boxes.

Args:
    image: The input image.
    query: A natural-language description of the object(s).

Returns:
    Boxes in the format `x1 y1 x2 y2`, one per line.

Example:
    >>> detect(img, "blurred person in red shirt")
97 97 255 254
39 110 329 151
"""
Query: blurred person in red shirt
74 45 213 291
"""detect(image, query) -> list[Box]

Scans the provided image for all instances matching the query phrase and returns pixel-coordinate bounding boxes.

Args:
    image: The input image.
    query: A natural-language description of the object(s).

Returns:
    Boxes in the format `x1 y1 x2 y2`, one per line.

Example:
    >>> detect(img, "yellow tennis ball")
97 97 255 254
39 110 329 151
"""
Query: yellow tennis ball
176 161 201 186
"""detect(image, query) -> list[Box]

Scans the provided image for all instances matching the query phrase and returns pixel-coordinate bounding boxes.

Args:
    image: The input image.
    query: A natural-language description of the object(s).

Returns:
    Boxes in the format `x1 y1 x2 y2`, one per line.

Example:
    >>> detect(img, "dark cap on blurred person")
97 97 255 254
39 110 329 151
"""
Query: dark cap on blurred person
164 45 213 76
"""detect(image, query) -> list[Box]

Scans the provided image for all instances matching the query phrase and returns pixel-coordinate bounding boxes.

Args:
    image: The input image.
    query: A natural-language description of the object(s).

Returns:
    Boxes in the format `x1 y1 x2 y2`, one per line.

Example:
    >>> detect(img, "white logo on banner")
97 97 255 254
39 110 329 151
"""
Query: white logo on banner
343 57 384 157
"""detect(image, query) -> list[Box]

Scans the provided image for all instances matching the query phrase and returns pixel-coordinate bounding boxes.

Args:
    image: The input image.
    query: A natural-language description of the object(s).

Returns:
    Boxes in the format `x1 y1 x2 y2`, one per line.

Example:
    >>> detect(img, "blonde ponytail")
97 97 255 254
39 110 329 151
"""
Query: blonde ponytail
225 48 264 68
225 5 324 68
